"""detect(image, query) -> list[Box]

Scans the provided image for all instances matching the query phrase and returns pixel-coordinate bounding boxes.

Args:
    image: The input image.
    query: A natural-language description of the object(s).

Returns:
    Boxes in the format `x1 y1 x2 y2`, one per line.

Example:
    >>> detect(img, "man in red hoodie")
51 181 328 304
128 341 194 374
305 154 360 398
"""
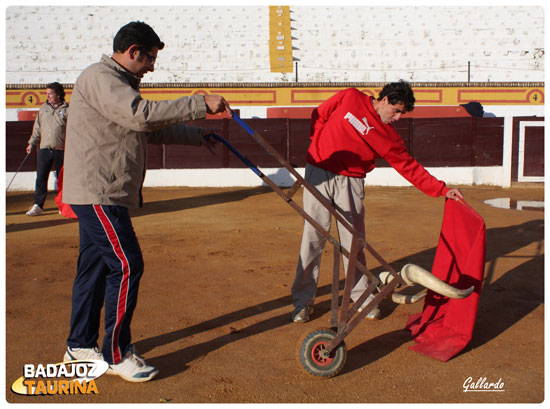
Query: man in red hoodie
291 81 463 323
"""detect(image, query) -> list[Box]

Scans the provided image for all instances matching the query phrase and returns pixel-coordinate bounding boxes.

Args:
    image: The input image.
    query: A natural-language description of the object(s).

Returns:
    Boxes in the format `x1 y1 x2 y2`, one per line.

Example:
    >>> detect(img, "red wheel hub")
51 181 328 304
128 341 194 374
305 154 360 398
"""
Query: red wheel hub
311 341 334 366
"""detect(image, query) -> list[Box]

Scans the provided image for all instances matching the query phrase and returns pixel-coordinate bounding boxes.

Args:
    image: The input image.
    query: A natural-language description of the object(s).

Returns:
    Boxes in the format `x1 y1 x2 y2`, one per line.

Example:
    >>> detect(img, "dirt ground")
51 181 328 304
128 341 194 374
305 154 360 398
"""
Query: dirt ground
4 184 544 404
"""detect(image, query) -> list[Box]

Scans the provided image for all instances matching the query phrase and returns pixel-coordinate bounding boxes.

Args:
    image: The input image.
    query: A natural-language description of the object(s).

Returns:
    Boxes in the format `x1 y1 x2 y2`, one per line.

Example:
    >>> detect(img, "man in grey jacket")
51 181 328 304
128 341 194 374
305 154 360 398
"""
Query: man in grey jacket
25 82 68 216
62 21 230 382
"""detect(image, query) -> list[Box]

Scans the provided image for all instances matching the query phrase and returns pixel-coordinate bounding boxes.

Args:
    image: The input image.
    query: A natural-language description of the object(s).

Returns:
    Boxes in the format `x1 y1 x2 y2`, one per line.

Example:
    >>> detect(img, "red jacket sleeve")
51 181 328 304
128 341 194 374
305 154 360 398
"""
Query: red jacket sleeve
383 139 449 197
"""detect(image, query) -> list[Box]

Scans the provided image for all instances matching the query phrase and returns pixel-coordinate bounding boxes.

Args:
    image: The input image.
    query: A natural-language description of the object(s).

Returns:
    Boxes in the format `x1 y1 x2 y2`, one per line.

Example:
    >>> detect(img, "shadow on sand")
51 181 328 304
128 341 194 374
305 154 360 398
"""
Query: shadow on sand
137 218 543 378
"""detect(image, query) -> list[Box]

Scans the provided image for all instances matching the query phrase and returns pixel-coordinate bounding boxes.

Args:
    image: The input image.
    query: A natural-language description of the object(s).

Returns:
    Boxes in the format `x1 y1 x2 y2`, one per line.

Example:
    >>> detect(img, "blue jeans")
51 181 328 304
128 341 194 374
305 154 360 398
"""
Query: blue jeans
34 148 63 207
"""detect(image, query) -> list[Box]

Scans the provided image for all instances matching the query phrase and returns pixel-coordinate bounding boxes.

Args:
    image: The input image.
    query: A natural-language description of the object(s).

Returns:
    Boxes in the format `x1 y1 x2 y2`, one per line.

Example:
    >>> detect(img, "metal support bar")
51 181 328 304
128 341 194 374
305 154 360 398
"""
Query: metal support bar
286 179 303 199
330 244 341 328
338 236 360 325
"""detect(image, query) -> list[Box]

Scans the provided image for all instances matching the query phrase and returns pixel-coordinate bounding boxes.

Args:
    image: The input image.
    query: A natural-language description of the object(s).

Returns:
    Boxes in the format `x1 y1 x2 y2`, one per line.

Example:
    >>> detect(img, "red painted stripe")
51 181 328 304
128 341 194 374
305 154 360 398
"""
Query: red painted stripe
93 205 130 364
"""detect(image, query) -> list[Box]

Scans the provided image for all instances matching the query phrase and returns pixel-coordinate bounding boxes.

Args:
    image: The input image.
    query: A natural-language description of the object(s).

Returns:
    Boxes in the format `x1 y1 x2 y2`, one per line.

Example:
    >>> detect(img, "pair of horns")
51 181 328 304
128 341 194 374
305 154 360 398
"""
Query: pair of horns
380 264 474 304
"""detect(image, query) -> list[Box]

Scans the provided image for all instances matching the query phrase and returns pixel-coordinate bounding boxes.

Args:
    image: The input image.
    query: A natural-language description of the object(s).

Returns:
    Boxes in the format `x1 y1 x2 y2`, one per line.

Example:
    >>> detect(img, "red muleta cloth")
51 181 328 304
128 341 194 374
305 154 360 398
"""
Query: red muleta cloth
405 198 486 362
55 166 78 219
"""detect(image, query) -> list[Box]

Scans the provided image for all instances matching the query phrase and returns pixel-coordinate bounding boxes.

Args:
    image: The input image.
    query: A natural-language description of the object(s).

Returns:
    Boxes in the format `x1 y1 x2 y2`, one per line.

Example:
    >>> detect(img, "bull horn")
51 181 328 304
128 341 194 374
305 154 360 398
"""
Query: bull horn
391 291 427 304
379 271 396 286
400 264 474 299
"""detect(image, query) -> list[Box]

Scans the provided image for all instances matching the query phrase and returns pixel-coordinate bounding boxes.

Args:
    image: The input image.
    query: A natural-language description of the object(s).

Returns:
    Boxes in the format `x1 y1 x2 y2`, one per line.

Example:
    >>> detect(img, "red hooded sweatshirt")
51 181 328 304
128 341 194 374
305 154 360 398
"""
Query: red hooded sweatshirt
306 88 449 197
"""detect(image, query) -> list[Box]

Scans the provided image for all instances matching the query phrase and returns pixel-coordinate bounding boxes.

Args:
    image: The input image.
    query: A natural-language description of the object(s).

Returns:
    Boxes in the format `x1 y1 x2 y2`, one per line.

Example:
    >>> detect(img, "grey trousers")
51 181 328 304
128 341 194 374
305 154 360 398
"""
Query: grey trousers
291 164 371 308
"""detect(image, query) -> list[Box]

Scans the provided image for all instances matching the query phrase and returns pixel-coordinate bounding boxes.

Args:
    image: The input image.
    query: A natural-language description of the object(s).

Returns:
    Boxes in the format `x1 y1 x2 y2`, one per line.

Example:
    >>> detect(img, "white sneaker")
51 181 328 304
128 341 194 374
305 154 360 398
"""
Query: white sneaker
26 204 43 216
64 346 104 362
108 346 159 383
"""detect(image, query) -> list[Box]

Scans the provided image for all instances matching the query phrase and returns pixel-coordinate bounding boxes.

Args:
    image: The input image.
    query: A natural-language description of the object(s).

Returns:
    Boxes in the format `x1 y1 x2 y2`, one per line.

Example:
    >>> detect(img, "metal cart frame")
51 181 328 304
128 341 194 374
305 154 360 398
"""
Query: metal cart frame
207 112 465 377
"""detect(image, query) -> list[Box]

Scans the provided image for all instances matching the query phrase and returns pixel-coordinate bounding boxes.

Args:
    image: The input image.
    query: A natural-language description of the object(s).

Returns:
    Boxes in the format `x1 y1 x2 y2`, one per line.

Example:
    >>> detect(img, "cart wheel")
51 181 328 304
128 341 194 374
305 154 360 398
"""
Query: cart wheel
297 328 346 378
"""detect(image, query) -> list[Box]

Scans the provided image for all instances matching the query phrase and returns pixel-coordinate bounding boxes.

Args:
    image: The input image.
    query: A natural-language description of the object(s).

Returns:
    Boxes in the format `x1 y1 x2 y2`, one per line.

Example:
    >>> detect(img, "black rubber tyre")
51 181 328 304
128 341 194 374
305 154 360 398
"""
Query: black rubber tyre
297 328 346 378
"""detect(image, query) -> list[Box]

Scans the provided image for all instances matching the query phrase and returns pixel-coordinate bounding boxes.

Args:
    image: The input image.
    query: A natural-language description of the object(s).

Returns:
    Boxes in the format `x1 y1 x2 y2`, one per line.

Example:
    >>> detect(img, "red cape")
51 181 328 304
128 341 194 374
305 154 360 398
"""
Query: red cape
405 199 486 361
55 166 78 219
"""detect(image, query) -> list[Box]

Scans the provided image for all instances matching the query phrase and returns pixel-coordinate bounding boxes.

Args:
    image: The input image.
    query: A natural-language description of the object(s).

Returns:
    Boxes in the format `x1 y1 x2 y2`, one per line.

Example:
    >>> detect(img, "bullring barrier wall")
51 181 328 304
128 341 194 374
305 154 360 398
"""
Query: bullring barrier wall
6 115 544 191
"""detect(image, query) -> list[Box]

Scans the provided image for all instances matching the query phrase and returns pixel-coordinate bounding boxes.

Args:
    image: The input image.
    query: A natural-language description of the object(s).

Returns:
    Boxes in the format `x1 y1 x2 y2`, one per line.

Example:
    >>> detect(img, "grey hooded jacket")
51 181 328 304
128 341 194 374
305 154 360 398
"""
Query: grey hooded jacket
63 54 208 208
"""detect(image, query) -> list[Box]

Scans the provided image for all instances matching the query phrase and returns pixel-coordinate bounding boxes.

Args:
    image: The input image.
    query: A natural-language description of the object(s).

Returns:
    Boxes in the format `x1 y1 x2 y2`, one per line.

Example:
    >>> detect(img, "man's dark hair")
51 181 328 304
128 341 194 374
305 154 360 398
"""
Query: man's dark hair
377 80 415 112
113 21 165 53
46 82 65 102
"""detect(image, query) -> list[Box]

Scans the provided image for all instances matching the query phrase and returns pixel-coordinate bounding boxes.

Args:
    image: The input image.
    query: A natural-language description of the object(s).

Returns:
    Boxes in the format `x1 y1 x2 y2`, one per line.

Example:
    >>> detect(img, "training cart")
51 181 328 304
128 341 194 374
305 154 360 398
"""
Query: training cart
206 112 473 378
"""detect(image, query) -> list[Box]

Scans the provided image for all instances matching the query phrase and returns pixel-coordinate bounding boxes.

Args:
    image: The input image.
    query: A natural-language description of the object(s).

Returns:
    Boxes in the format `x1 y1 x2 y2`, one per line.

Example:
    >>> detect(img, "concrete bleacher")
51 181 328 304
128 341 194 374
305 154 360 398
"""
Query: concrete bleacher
5 5 544 84
290 6 544 83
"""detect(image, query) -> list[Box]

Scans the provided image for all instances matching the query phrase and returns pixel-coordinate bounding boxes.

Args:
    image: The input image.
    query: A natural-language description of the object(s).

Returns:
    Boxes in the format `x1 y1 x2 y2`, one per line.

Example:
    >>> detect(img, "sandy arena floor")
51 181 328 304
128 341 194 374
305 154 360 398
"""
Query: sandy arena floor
4 184 544 403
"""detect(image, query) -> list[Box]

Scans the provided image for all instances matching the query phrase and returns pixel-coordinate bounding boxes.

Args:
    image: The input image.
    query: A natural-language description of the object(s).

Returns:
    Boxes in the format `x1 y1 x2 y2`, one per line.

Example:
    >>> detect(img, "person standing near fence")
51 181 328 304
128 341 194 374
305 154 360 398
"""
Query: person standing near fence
25 82 68 216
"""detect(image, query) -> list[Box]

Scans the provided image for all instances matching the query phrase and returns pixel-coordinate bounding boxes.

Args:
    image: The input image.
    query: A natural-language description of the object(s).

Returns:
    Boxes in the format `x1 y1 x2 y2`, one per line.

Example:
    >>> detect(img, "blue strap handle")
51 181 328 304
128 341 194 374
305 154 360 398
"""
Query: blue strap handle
231 110 255 136
204 133 262 177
